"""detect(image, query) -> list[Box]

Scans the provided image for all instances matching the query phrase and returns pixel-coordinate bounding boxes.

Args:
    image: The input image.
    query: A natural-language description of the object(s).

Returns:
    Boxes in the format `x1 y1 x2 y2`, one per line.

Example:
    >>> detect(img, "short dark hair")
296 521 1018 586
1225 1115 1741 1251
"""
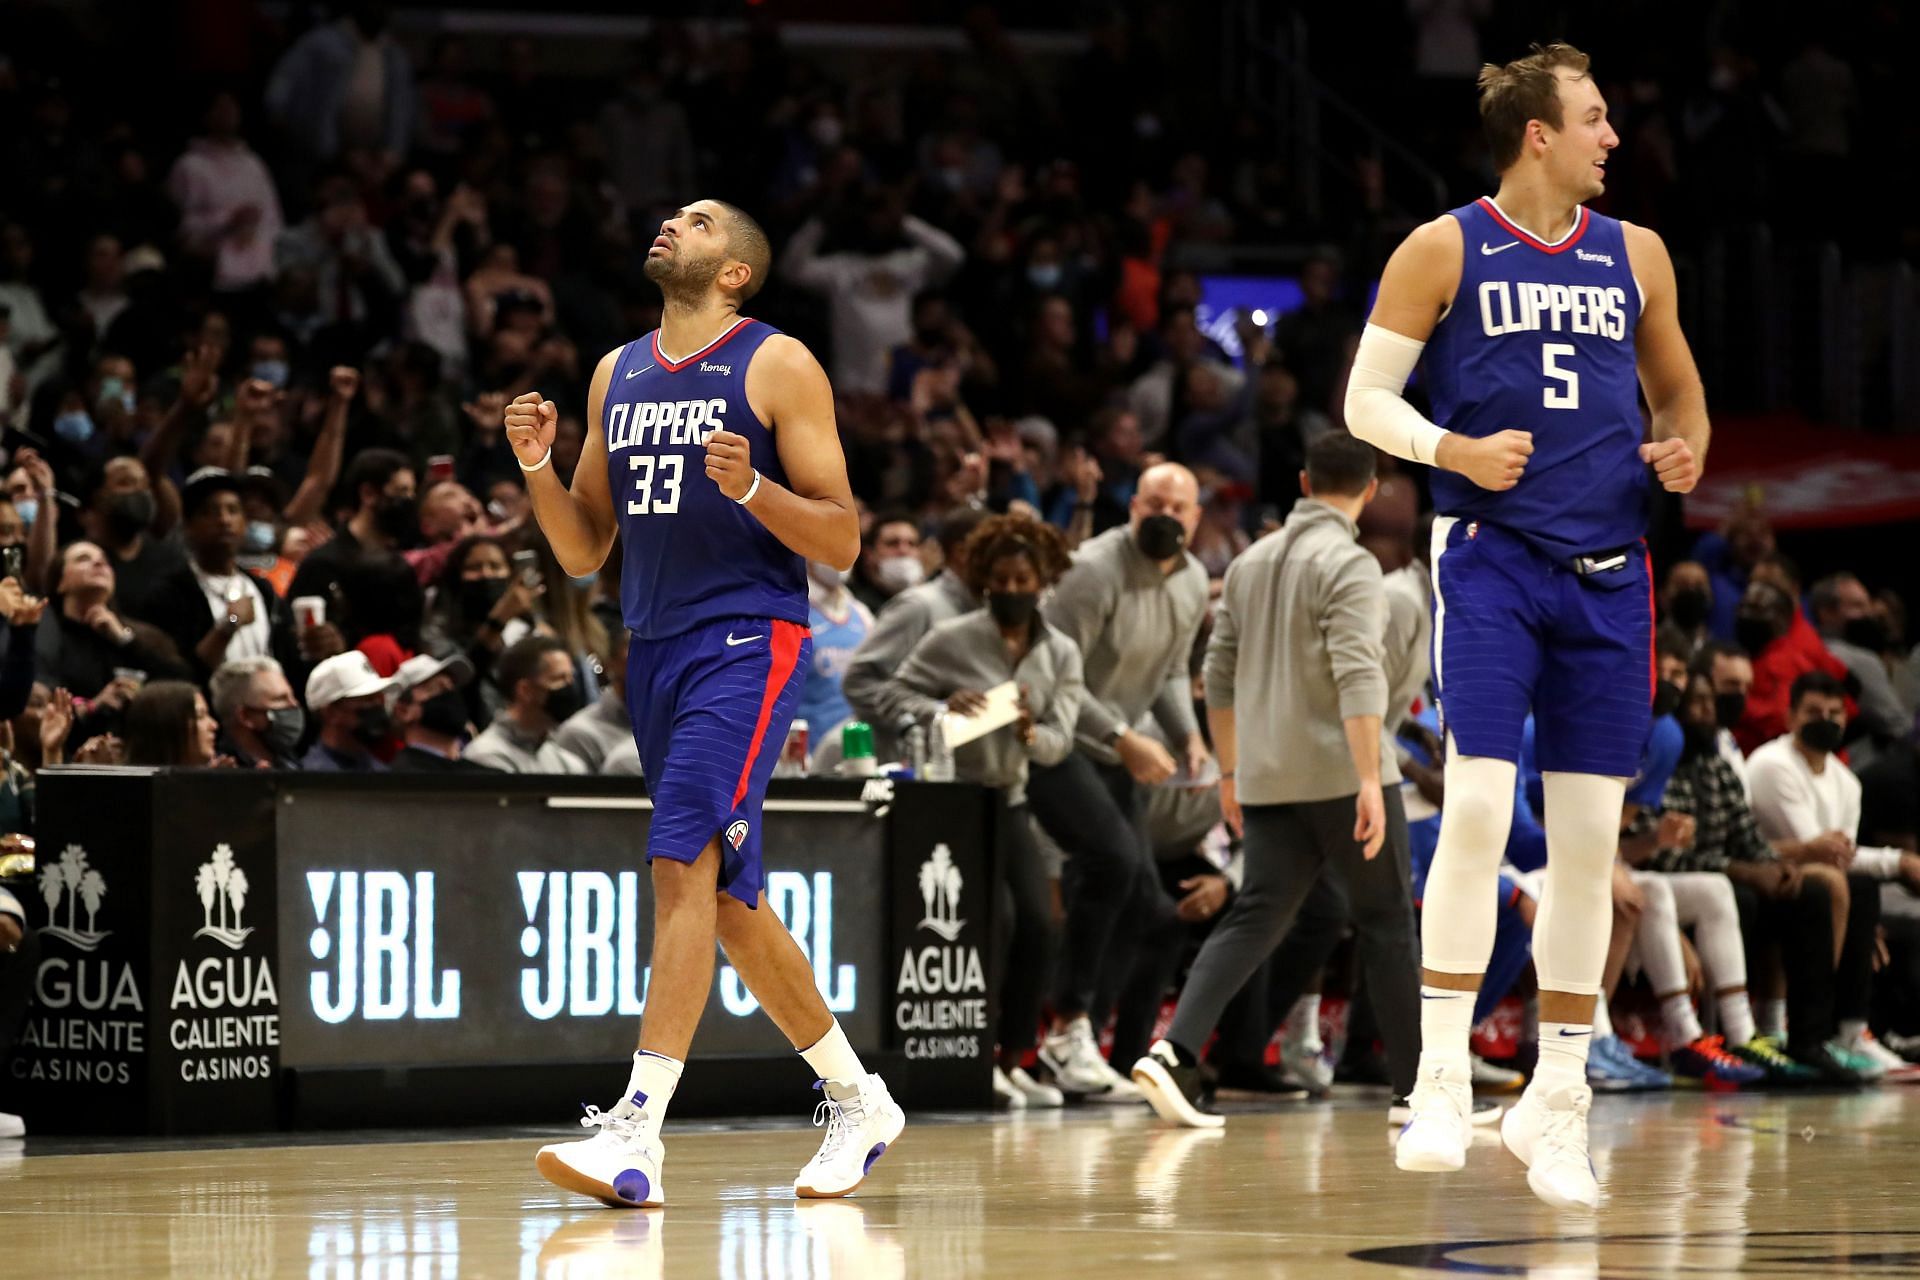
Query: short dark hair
1305 433 1377 497
712 200 772 302
1808 572 1860 619
937 506 993 559
345 448 412 508
499 635 567 700
1477 42 1593 171
1688 639 1749 679
1789 670 1846 709
1655 624 1690 669
863 511 919 549
960 514 1074 597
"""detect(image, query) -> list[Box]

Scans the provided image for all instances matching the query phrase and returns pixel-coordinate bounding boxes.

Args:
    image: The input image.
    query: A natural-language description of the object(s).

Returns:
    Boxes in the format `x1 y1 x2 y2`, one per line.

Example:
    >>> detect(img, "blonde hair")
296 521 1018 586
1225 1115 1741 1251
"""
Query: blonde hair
1477 43 1593 172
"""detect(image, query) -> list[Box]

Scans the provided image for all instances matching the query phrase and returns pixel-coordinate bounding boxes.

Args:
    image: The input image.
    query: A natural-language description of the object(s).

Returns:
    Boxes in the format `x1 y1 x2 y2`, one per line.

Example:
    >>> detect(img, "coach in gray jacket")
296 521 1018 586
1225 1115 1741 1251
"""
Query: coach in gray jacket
1132 434 1421 1127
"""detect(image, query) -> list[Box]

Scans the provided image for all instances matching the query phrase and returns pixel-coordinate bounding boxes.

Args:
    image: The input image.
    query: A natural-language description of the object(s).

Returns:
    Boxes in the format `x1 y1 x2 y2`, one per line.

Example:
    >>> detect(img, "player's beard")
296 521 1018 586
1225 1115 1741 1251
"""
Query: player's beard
644 248 724 301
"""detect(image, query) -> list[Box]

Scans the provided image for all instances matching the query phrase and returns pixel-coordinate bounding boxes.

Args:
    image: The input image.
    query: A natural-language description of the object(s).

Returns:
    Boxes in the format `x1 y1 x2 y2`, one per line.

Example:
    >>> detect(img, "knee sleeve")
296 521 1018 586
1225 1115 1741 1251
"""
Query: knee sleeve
1533 772 1628 996
1420 753 1518 975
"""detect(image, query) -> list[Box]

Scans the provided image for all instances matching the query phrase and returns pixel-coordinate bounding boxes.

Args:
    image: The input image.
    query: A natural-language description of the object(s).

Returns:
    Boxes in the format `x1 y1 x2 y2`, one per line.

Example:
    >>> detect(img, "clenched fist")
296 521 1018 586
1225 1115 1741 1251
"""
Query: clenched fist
1639 438 1699 493
704 428 756 502
503 393 558 469
1439 429 1534 491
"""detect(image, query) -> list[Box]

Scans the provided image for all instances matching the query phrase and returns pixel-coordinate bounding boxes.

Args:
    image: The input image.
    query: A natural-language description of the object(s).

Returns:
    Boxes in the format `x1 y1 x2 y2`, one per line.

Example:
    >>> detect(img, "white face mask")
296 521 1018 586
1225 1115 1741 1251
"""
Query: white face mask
810 562 848 589
874 555 926 593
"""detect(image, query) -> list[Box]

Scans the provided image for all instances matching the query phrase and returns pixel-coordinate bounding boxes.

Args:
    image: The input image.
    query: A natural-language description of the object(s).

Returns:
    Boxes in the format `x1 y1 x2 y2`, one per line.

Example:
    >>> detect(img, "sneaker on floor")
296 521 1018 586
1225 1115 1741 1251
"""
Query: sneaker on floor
795 1075 906 1199
1470 1054 1526 1093
1844 1029 1920 1083
1393 1062 1475 1173
1007 1066 1065 1108
1132 1040 1224 1129
1588 1034 1672 1092
1090 1059 1144 1104
1038 1017 1117 1095
992 1065 1029 1109
1502 1082 1600 1211
1792 1039 1874 1086
1879 1031 1920 1064
1728 1035 1820 1086
0 1112 22 1139
1211 1060 1311 1100
1388 1094 1503 1126
535 1104 666 1208
1280 1036 1335 1095
1669 1034 1767 1091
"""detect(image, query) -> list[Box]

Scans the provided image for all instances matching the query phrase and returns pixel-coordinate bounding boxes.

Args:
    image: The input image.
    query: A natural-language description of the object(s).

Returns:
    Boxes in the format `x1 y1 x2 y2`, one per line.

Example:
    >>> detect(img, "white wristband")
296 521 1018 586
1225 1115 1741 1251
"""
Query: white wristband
518 450 552 474
735 469 762 506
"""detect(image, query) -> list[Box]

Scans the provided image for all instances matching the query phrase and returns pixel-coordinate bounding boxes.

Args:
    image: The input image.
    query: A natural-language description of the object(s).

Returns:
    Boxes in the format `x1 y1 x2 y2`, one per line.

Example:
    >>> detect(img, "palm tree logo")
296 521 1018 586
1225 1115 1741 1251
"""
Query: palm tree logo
193 843 255 950
40 844 112 951
915 843 966 942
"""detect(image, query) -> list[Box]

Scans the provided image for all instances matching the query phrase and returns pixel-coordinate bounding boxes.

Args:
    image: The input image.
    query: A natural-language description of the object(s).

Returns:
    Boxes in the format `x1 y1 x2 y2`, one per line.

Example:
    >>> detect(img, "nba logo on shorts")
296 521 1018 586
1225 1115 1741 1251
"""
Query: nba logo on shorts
726 819 750 851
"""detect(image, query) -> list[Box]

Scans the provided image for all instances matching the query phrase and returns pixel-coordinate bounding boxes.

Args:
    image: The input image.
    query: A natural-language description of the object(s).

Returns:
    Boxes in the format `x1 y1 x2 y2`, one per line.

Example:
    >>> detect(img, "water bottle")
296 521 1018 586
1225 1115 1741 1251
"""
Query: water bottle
839 720 877 777
903 723 928 777
924 709 956 782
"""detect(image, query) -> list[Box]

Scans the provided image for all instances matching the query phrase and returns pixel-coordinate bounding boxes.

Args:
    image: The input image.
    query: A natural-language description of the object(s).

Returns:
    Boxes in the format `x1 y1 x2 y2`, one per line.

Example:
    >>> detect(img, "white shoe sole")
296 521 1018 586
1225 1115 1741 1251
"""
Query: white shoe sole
1527 1163 1601 1211
1394 1129 1468 1174
1037 1046 1112 1096
535 1147 662 1209
794 1107 906 1199
1130 1057 1224 1129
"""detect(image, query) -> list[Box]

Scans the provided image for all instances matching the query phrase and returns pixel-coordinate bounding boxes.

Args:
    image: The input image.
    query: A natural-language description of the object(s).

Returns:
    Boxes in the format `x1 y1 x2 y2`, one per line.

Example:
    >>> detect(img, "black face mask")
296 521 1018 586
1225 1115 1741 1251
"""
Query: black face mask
543 683 585 724
1135 513 1187 561
1735 616 1776 657
351 704 392 747
1682 718 1719 758
375 495 418 542
106 490 156 540
1796 718 1844 755
987 591 1038 630
262 706 306 759
1842 616 1889 652
1652 681 1682 718
417 688 469 738
1714 691 1747 730
459 576 510 620
1668 588 1711 631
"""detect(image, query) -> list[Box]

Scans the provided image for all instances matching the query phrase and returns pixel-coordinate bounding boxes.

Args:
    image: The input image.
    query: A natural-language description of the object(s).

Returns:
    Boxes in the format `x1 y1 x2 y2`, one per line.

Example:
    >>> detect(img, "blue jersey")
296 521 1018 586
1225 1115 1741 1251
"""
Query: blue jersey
604 319 809 640
1425 199 1646 559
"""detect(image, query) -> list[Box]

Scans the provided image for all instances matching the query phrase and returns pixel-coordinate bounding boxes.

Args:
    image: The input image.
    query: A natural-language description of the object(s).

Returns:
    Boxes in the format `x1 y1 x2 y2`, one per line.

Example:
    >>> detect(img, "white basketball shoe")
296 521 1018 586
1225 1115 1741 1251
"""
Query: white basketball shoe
1393 1060 1475 1173
794 1075 906 1199
1501 1080 1601 1210
535 1103 666 1208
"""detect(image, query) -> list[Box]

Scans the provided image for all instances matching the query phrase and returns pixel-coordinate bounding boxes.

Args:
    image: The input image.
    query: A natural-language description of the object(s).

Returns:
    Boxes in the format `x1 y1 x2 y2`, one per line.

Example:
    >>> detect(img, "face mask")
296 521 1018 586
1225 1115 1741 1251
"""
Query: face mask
55 410 96 445
1027 263 1063 290
1734 615 1775 656
1668 588 1710 631
375 494 418 541
96 377 134 416
987 591 1039 630
543 683 585 723
14 499 37 528
1796 718 1844 755
1714 691 1747 730
262 706 306 758
1135 513 1187 561
1681 719 1719 758
243 520 277 553
418 688 469 738
459 576 510 619
350 704 392 747
107 489 156 539
875 555 925 593
251 360 290 389
1842 616 1889 652
1652 681 1682 718
811 563 848 588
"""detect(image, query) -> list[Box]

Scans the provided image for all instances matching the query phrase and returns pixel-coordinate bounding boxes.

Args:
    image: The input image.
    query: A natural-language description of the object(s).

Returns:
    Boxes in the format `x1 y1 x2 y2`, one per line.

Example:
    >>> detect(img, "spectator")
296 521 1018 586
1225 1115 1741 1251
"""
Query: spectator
35 542 189 746
463 636 587 774
80 458 186 624
1732 580 1847 755
1810 572 1907 755
550 629 642 776
5 448 59 596
145 468 298 682
1129 304 1242 453
389 651 488 772
168 91 284 295
599 66 696 220
0 551 47 727
847 512 925 617
122 680 219 766
0 222 61 394
1251 362 1332 524
405 479 484 585
420 533 541 728
288 447 417 604
209 656 305 769
335 550 425 677
264 1 416 168
794 560 874 744
1084 406 1147 533
1661 561 1716 660
71 234 130 355
1272 250 1362 418
527 535 608 709
299 650 396 772
1017 294 1109 436
1695 505 1775 640
0 879 35 1137
274 175 407 346
1691 640 1758 796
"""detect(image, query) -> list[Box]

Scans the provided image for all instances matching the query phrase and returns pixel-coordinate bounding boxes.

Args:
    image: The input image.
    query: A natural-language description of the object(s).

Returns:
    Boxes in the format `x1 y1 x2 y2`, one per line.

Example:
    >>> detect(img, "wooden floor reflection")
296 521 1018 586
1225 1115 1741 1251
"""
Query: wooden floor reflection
6 1087 1920 1278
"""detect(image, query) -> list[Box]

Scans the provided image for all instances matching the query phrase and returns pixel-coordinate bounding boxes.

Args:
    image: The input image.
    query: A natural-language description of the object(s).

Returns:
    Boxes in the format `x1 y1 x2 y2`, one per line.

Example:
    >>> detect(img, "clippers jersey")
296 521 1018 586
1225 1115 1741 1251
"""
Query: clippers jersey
604 319 809 640
1425 199 1645 559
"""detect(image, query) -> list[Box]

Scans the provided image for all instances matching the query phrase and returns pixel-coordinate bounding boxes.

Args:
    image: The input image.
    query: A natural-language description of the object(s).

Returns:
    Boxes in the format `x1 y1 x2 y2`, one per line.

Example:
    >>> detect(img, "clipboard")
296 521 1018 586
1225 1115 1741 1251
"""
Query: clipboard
943 681 1022 747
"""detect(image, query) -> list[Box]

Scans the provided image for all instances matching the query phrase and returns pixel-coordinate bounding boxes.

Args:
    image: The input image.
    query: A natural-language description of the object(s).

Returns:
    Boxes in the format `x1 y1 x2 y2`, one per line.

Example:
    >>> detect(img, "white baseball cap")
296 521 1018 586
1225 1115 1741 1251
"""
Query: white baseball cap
305 651 397 711
395 651 475 693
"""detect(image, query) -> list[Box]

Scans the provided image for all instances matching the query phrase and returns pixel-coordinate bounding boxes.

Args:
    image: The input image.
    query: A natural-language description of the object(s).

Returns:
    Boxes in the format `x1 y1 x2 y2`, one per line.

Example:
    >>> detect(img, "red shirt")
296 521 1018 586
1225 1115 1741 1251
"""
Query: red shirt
1735 615 1851 755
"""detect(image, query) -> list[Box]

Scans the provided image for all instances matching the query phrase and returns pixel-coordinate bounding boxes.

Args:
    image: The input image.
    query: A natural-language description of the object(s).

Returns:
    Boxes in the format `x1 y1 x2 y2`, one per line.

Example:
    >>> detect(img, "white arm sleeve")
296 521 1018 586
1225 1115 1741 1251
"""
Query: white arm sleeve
1344 324 1450 467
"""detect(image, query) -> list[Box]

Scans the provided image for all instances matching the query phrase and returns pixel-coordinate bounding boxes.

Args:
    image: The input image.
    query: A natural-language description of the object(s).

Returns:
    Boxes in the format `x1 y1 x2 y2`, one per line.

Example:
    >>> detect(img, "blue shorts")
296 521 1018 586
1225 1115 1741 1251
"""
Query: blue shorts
626 616 812 907
1430 517 1651 779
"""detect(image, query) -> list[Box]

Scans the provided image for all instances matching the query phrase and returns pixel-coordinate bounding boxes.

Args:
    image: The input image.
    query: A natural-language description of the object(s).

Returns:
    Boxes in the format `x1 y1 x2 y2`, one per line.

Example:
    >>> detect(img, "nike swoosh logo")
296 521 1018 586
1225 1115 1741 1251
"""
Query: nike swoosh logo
1481 241 1520 256
725 633 763 647
1420 993 1464 1001
1557 1028 1592 1037
625 364 656 379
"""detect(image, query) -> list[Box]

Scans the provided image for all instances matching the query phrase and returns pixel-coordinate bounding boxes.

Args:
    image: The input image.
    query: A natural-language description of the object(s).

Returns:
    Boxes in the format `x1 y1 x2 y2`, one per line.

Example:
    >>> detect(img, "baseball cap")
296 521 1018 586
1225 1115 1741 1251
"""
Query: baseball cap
305 651 397 711
395 651 475 694
180 466 243 519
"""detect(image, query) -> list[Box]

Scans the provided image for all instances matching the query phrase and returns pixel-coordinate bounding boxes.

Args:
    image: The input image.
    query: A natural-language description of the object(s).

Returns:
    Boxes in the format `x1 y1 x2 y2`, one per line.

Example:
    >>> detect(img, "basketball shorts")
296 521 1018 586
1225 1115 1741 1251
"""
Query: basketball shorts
1430 517 1652 779
626 616 811 907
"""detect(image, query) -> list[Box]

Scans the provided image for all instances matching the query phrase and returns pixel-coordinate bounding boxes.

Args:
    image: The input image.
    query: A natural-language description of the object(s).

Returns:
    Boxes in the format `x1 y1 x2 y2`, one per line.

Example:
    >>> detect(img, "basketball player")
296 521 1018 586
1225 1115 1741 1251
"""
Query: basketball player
507 200 904 1208
1344 44 1707 1210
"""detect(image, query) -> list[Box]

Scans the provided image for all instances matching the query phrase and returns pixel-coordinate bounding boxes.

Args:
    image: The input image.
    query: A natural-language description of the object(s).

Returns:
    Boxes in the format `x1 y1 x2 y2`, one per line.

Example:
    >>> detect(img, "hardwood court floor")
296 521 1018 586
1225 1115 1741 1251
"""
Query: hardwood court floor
6 1086 1920 1278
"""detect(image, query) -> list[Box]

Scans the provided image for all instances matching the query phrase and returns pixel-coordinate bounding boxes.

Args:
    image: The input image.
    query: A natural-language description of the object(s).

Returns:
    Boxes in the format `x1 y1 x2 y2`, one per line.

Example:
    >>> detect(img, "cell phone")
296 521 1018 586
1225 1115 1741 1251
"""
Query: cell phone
428 454 456 484
0 544 22 580
512 549 541 588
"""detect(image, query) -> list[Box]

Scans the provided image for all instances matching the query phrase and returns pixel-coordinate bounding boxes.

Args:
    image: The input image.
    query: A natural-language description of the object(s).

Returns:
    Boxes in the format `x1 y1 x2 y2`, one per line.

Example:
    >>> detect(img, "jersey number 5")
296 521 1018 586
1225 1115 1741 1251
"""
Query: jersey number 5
628 454 684 515
1542 343 1579 410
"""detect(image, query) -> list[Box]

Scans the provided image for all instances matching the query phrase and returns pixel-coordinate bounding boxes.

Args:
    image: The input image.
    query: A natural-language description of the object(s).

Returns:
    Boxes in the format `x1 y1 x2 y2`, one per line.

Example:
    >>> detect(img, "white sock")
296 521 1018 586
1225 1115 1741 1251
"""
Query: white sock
1590 997 1614 1040
800 1019 866 1085
1838 1018 1868 1046
1419 984 1475 1074
1718 991 1756 1046
1759 998 1787 1039
623 1049 684 1122
1288 994 1323 1050
1660 993 1704 1048
1534 1021 1592 1092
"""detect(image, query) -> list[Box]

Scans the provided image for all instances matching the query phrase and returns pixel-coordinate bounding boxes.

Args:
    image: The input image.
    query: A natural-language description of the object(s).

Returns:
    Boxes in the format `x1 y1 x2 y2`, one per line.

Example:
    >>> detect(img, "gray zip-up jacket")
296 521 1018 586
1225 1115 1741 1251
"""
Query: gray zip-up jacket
1205 499 1399 805
1043 526 1209 763
842 571 978 741
885 610 1084 805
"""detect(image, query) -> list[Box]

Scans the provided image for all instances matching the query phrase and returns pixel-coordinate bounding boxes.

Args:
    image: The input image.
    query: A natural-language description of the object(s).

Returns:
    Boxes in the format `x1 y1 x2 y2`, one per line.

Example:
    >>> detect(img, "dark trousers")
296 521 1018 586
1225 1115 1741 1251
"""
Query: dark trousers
1165 790 1421 1096
1837 871 1881 1026
1027 752 1182 1020
994 800 1057 1053
0 927 39 1068
1732 873 1840 1052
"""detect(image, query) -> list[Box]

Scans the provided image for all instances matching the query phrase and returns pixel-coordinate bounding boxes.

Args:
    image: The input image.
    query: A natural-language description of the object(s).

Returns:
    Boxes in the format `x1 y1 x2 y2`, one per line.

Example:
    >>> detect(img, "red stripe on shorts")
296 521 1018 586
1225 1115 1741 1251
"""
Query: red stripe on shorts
732 620 805 808
1643 542 1657 700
